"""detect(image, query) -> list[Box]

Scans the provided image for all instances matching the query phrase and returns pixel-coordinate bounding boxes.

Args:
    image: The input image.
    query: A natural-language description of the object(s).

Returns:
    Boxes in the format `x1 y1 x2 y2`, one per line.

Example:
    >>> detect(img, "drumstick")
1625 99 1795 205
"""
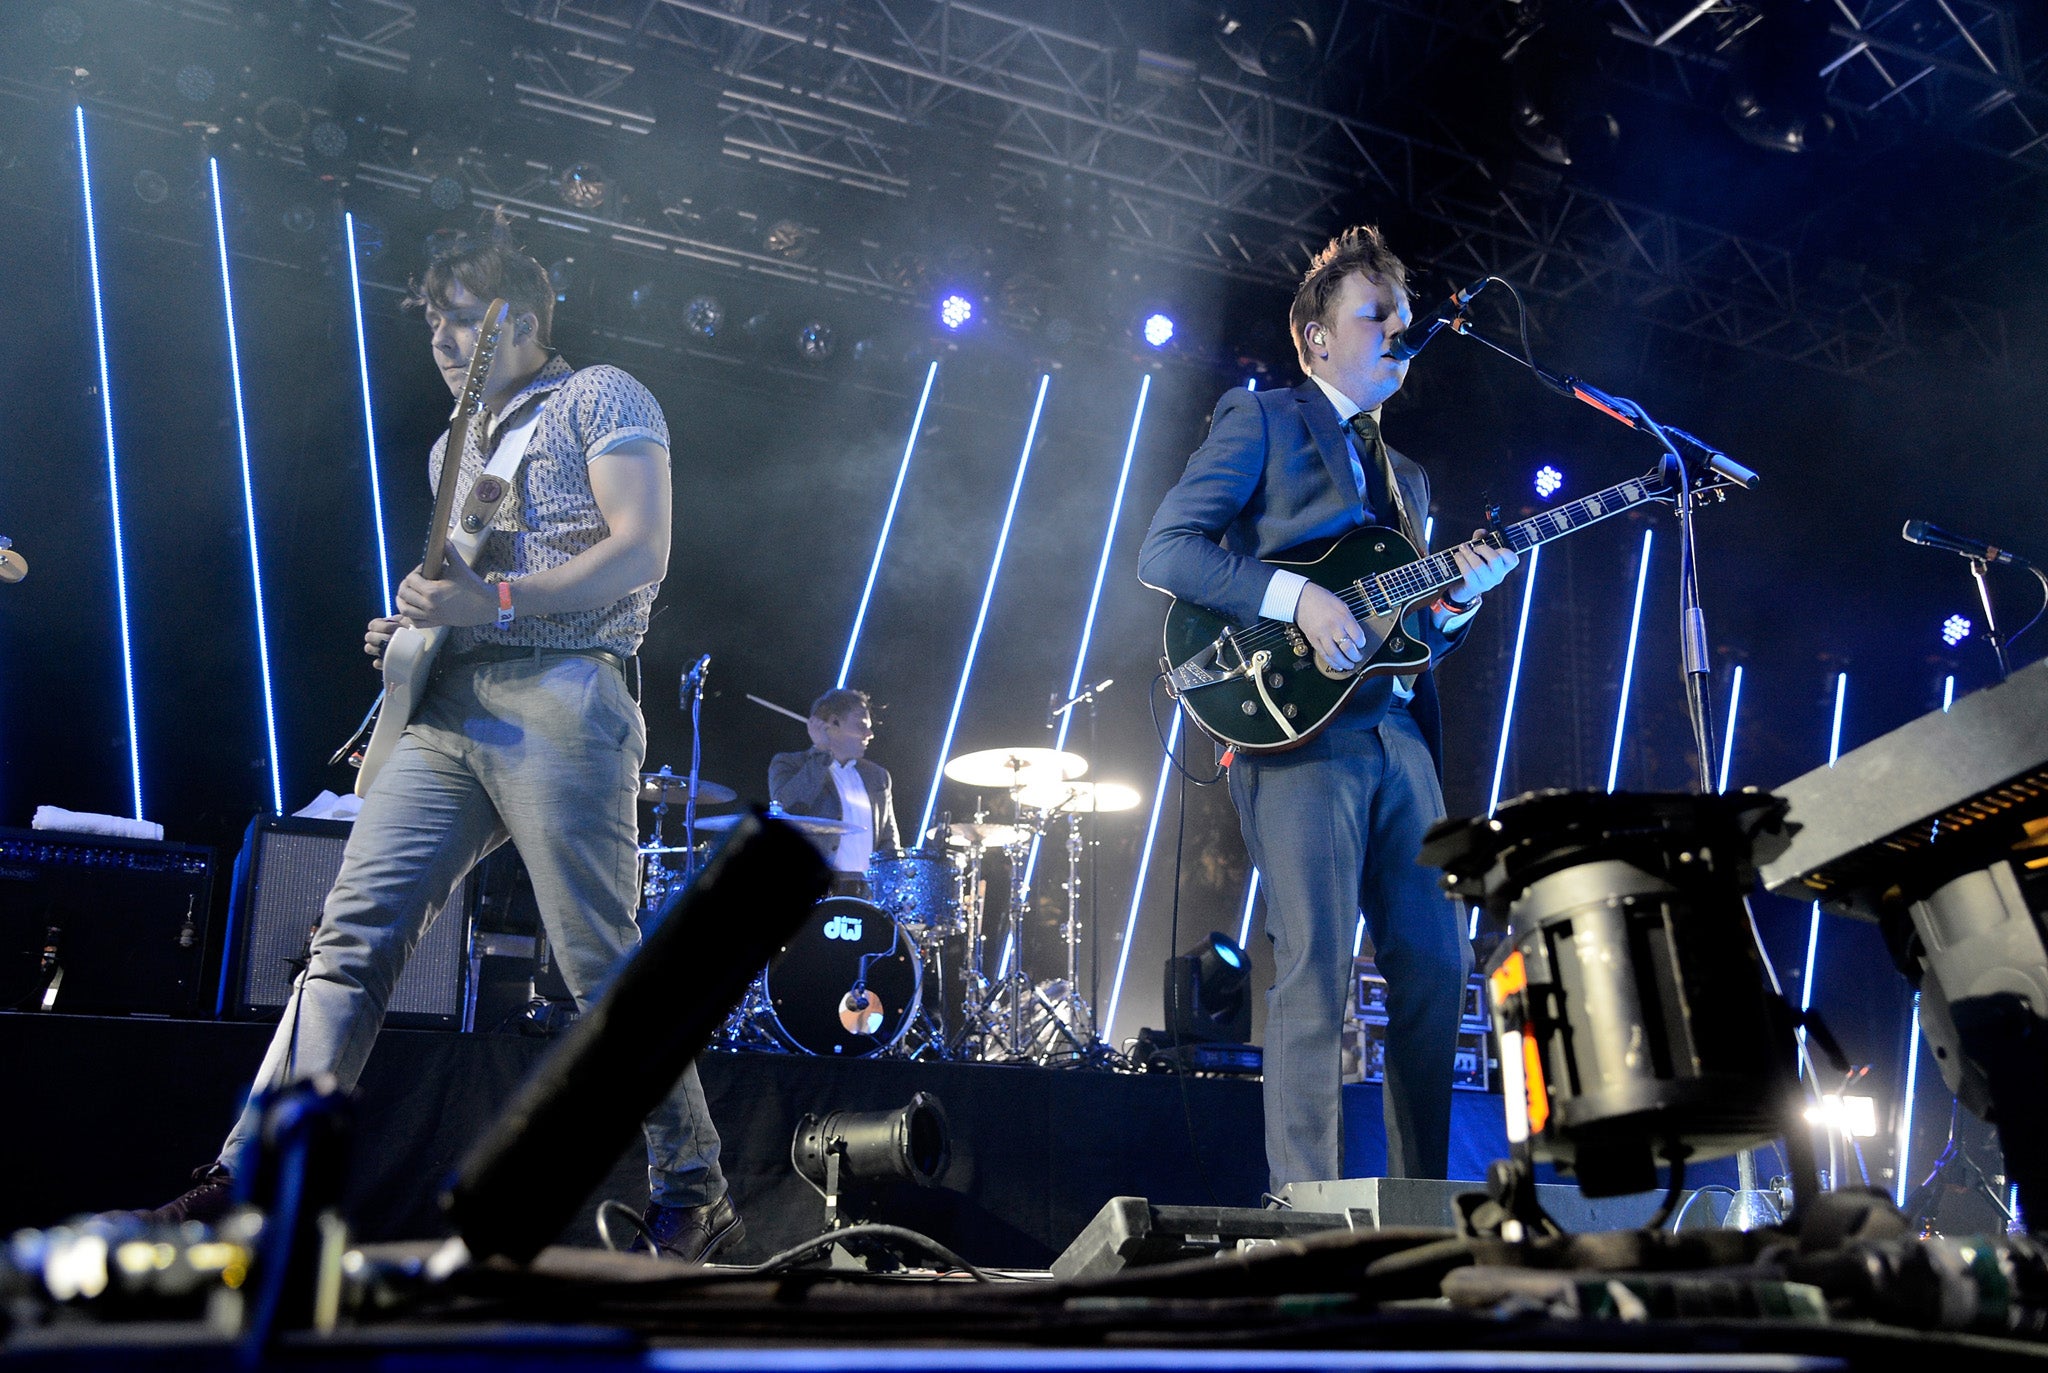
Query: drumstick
746 693 809 725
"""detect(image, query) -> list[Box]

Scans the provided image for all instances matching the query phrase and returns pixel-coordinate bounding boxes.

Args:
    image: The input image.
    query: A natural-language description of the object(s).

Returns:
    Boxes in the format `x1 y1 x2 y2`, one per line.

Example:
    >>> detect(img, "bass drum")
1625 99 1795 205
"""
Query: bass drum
765 897 922 1057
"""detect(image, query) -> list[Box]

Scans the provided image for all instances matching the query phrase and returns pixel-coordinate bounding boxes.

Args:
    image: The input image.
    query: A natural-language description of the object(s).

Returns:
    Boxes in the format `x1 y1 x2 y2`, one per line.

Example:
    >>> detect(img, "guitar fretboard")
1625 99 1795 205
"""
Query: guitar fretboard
1364 478 1657 614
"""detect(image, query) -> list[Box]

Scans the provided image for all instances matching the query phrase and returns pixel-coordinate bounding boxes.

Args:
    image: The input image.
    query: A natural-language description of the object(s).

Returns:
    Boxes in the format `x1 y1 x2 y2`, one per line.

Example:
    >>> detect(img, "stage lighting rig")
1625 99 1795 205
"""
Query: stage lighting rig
791 1093 952 1268
938 292 975 332
682 295 724 339
424 174 468 212
1141 312 1175 349
764 219 816 260
1534 465 1564 500
131 170 168 204
1943 614 1973 648
557 163 608 210
795 320 836 362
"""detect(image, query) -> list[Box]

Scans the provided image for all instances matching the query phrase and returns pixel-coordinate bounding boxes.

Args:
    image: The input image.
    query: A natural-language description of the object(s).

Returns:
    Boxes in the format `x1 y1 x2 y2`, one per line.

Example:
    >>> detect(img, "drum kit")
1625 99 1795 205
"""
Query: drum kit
633 745 1139 1066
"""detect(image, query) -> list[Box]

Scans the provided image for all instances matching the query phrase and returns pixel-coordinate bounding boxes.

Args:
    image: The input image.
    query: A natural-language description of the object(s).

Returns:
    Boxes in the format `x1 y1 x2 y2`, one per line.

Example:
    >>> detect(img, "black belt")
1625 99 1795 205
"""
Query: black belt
445 643 637 694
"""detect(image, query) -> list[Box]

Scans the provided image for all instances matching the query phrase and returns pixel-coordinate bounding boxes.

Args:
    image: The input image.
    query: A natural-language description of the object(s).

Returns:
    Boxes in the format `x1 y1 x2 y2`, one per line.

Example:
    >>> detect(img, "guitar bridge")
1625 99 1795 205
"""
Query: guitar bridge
1167 630 1253 695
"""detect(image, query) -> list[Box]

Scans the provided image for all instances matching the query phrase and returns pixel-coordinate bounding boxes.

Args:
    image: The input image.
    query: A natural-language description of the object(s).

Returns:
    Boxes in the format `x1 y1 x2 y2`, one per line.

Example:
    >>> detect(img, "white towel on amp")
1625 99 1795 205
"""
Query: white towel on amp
31 805 165 842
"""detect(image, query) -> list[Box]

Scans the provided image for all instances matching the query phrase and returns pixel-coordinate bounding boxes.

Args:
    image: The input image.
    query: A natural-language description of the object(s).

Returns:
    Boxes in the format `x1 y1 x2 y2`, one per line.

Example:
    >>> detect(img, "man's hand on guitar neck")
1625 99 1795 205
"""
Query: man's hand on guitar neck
1443 529 1520 617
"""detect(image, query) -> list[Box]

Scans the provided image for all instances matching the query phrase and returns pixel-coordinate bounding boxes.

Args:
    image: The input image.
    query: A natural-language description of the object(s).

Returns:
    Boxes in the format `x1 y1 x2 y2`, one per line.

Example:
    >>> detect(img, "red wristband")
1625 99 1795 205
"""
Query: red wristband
496 581 515 629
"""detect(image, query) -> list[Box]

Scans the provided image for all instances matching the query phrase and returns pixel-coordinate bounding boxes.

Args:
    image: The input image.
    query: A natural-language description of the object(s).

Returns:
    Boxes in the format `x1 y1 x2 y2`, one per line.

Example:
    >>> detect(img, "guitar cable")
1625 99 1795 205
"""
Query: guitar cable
1148 673 1225 787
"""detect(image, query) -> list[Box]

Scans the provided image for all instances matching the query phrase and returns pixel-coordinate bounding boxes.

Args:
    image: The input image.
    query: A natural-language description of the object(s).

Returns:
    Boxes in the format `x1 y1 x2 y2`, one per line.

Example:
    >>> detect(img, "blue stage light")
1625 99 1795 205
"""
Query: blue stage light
1896 990 1923 1207
76 107 145 823
1237 868 1261 949
344 213 394 618
1487 544 1543 816
1943 674 1955 713
1007 374 1153 976
1141 313 1175 348
1211 933 1243 970
211 157 285 815
938 292 974 331
915 375 1050 844
1717 664 1745 793
1534 464 1563 500
1941 613 1972 647
838 360 939 688
1800 672 1849 1028
1104 709 1180 1040
1605 528 1654 793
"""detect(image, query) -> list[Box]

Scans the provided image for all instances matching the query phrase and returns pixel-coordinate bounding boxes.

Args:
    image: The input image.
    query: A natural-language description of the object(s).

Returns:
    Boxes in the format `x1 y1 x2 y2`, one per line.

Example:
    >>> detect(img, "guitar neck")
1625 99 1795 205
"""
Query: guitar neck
421 299 509 580
1368 475 1660 609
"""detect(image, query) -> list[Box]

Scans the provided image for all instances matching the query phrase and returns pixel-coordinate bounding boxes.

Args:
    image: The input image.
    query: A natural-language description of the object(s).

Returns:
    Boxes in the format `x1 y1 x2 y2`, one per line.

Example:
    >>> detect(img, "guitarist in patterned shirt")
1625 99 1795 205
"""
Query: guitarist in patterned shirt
139 229 744 1263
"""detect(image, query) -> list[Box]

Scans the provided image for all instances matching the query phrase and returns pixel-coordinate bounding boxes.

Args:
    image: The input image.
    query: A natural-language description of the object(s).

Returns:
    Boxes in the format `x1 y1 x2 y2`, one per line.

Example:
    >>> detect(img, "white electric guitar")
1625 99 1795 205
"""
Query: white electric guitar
347 298 511 797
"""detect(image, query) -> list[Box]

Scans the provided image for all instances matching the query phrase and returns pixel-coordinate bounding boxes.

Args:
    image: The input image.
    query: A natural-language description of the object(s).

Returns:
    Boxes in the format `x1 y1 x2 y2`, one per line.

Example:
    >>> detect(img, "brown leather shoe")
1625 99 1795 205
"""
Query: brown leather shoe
133 1164 236 1226
642 1192 744 1263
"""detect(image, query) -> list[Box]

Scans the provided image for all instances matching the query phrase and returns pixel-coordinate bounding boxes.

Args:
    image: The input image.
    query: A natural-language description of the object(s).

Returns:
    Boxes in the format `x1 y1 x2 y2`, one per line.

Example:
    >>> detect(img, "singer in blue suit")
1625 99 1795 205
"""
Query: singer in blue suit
1139 227 1519 1192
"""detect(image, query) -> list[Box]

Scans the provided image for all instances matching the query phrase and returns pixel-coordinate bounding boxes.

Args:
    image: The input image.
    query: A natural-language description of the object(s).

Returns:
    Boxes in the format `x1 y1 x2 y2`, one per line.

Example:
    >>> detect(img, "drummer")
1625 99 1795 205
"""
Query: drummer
767 688 901 897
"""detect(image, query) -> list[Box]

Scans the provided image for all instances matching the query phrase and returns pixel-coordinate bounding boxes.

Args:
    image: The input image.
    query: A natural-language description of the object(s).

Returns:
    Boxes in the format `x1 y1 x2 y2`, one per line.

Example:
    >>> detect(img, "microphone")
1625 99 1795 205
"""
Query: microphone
1902 520 2030 568
1386 278 1490 363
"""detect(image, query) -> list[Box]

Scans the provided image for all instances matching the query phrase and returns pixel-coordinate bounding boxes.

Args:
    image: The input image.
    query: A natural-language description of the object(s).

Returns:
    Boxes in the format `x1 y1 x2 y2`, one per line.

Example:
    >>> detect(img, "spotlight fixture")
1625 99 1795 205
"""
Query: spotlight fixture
1942 614 1973 648
278 203 318 235
131 169 168 204
424 173 468 212
626 281 658 314
764 218 816 260
1163 932 1252 1046
252 96 308 146
1140 312 1176 349
174 64 217 104
1215 12 1319 84
305 118 354 177
792 1093 951 1200
937 292 975 331
682 295 724 339
1806 1092 1880 1140
1534 465 1564 500
1723 2 1836 155
557 163 608 210
796 320 835 362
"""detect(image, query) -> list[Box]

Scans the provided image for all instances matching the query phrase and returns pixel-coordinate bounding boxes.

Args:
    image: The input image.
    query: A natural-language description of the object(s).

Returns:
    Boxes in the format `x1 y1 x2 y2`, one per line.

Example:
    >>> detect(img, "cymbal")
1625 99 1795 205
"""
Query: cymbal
1014 780 1142 815
929 820 1027 850
695 807 856 837
942 746 1088 790
639 772 736 806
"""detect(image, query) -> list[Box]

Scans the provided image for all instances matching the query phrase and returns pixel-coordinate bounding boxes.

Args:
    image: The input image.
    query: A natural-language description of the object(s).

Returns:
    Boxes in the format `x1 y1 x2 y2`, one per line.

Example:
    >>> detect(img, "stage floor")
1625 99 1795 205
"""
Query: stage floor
1 1011 1540 1266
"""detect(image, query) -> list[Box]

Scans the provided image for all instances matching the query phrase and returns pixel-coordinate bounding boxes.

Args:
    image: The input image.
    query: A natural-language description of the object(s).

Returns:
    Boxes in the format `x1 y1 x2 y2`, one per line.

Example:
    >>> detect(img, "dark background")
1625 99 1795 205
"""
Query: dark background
2 3 2044 1187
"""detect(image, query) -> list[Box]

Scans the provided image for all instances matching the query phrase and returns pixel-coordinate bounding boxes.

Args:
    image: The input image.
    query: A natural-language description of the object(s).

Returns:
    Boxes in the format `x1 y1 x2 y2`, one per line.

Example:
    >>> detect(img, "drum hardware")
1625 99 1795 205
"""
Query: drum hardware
637 764 733 915
763 897 923 1057
0 535 24 584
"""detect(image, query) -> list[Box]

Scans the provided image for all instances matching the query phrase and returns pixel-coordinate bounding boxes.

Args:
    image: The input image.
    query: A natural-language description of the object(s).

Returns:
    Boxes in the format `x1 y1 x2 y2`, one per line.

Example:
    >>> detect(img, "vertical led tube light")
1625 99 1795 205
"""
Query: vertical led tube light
838 359 939 688
1237 869 1261 949
1799 672 1849 1018
1896 991 1923 1207
915 375 1050 843
1717 665 1745 793
1943 674 1955 713
211 158 285 815
1486 543 1543 816
74 107 146 822
343 212 395 618
1103 710 1180 1039
1002 374 1151 977
1604 528 1655 792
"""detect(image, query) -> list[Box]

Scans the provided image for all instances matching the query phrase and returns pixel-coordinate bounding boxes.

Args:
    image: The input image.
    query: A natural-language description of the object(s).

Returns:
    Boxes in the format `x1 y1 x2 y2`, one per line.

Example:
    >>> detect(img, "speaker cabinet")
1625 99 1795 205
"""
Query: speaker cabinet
0 827 215 1016
219 817 469 1028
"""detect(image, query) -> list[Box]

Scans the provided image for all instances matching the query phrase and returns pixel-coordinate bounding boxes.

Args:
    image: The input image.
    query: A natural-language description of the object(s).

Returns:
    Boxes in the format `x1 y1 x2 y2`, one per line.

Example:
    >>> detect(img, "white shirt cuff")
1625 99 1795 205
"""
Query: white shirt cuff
1260 569 1309 622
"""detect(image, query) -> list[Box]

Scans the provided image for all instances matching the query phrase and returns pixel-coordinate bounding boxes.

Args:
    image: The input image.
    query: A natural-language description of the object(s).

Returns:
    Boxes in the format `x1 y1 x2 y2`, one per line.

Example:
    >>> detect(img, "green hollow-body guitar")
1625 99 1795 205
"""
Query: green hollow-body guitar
1160 469 1667 754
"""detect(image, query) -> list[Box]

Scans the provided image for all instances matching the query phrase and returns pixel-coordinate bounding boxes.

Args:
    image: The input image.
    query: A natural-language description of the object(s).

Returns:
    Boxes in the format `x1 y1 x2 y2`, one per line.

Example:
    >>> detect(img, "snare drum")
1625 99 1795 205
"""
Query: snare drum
868 848 961 933
765 897 922 1056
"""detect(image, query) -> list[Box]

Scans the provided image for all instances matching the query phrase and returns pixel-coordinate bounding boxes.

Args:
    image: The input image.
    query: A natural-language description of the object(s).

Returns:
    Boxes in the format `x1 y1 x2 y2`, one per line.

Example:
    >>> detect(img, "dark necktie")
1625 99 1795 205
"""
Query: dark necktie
1344 410 1408 540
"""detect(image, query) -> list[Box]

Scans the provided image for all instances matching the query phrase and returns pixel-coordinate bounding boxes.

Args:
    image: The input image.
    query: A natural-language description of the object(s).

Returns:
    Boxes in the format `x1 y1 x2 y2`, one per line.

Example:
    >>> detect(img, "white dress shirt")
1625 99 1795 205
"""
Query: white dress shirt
828 759 875 874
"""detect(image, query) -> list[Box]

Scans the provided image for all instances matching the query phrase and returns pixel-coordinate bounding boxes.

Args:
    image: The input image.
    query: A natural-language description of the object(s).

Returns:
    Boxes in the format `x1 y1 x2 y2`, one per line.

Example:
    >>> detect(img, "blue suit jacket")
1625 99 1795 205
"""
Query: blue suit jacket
1138 381 1467 774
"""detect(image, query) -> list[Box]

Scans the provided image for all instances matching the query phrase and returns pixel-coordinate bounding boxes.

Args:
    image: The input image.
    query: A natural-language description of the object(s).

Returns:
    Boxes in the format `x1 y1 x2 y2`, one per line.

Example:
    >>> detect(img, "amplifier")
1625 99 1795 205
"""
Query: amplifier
219 816 470 1028
1350 958 1497 1092
0 826 215 1016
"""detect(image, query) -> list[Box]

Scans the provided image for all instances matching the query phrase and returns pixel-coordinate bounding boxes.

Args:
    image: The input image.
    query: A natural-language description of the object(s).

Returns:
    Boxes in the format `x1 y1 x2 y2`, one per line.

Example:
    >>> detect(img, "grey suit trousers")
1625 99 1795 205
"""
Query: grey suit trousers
1228 704 1471 1191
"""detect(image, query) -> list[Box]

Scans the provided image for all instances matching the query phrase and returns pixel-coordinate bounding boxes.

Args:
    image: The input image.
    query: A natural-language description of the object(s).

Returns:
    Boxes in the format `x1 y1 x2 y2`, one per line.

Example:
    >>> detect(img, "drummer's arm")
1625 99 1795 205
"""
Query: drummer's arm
768 748 826 813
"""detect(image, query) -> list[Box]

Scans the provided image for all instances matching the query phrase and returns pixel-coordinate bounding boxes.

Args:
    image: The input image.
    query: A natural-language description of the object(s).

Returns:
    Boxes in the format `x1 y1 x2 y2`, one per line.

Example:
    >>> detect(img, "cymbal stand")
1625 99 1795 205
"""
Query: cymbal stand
947 820 998 1059
1020 809 1105 1062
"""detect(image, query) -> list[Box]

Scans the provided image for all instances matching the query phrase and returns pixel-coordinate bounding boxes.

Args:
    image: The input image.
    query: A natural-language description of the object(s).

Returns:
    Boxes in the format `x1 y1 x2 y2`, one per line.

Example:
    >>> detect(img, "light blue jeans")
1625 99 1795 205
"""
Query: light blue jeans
220 651 726 1208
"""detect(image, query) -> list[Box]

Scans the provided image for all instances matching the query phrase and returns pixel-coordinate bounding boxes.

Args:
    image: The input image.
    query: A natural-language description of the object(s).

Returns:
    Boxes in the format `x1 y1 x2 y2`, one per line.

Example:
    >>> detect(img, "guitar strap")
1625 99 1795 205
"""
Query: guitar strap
450 397 548 556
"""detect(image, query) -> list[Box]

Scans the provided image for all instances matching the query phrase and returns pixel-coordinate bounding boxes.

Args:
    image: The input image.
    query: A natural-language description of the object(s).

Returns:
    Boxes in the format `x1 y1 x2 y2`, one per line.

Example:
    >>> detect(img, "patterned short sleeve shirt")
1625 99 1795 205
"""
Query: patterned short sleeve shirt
428 355 669 657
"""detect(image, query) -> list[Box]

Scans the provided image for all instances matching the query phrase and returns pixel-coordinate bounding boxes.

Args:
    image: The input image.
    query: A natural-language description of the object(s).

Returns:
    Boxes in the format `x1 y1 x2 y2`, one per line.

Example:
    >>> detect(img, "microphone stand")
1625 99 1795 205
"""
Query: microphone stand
1453 319 1784 1217
681 663 709 882
1449 321 1758 792
1970 558 2013 683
